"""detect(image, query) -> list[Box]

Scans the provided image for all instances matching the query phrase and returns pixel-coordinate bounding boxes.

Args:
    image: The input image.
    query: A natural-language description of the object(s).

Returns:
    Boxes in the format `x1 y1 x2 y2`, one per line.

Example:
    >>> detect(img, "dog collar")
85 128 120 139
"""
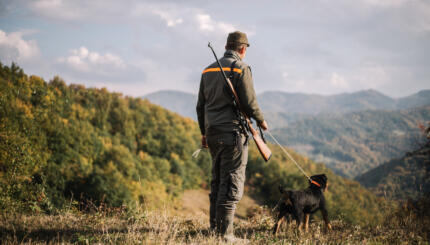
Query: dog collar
311 180 321 187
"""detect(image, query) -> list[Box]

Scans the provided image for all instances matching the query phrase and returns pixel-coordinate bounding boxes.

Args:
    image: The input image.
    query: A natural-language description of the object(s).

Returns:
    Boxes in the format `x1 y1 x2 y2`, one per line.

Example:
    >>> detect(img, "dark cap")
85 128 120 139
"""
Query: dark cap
226 31 250 47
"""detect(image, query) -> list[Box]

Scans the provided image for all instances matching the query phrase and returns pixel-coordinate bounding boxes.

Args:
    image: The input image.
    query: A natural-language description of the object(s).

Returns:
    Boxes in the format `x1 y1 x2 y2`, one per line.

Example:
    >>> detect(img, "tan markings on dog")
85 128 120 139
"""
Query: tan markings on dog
275 216 285 234
324 182 329 192
304 213 310 231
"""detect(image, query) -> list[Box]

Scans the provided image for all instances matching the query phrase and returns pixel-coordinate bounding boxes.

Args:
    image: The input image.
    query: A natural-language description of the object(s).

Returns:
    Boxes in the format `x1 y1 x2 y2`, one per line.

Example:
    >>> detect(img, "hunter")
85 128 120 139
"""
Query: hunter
196 31 268 242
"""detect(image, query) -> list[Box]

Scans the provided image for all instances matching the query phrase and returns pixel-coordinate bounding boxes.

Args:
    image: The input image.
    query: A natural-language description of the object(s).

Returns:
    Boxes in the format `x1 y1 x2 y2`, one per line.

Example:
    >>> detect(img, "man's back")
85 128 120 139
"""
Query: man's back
197 50 264 136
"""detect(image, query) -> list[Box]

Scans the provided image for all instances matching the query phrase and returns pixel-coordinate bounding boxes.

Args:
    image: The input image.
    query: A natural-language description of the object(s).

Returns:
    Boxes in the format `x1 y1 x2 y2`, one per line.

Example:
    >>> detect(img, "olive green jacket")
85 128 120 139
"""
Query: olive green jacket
196 50 264 136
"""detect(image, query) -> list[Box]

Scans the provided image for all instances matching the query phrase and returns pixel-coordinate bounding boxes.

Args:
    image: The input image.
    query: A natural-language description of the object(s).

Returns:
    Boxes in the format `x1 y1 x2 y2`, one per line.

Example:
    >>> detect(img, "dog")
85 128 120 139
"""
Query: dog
272 174 332 234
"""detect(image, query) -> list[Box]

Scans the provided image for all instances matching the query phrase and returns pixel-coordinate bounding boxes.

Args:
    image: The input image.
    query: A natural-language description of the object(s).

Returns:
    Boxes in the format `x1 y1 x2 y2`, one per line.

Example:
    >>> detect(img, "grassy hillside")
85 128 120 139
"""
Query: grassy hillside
0 63 211 212
356 135 430 200
1 205 428 244
1 63 386 226
272 108 430 178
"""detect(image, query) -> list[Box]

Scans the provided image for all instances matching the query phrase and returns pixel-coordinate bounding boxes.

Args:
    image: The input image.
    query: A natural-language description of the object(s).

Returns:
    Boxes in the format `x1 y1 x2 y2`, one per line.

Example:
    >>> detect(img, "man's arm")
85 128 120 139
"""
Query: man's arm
236 66 265 126
196 76 208 147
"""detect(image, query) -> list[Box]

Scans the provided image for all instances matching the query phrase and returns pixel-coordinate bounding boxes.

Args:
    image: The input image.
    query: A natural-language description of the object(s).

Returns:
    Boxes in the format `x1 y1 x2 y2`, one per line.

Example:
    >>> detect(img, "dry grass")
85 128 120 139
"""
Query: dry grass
1 190 428 244
1 206 428 244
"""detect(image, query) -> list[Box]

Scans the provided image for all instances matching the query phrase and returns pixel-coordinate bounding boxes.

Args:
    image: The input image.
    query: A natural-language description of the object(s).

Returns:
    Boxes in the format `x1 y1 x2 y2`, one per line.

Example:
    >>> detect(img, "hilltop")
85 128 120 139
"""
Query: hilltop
143 89 430 120
0 63 387 226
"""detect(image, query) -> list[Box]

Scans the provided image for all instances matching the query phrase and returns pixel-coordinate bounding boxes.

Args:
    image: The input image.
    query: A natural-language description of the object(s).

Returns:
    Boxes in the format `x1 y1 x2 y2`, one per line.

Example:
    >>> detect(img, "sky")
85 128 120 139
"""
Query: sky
0 0 429 98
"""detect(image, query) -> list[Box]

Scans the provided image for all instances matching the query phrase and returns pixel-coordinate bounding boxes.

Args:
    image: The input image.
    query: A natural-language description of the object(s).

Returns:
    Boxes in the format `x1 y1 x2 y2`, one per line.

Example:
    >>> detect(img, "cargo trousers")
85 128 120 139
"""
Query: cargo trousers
207 130 248 236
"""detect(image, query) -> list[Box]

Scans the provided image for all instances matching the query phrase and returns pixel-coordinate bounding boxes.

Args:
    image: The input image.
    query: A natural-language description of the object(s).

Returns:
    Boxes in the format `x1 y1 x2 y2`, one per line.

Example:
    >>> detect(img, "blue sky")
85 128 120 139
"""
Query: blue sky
1 0 429 97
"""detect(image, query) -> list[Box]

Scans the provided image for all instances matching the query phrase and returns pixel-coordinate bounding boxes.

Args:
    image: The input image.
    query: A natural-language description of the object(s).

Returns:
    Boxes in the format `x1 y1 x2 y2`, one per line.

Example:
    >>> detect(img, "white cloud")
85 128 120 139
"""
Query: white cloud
0 29 40 63
153 9 183 27
330 72 349 89
195 14 236 34
58 46 125 73
27 0 248 36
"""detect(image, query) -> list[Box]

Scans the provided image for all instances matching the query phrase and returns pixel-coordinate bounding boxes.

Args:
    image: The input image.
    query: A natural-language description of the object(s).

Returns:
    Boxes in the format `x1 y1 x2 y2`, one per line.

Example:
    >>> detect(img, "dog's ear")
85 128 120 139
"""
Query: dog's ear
321 174 327 181
319 174 328 189
279 184 284 194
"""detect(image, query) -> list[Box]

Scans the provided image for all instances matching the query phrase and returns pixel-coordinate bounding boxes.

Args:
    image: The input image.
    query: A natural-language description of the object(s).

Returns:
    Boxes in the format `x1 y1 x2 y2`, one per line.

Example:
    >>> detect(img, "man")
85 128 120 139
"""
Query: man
196 31 268 241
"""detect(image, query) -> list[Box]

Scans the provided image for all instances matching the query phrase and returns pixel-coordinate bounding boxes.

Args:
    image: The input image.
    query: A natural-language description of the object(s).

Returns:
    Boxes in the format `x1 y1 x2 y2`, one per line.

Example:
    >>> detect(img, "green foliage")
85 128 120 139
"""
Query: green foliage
0 63 206 212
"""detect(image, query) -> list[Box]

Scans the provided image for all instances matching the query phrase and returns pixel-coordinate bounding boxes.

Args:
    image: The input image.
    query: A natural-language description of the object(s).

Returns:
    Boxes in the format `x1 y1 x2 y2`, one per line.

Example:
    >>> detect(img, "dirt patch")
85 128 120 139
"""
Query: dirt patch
179 189 259 220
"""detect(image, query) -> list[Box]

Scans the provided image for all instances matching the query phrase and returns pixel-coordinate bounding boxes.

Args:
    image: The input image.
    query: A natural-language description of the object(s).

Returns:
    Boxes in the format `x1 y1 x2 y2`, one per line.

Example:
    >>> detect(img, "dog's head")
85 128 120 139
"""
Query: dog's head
309 174 328 191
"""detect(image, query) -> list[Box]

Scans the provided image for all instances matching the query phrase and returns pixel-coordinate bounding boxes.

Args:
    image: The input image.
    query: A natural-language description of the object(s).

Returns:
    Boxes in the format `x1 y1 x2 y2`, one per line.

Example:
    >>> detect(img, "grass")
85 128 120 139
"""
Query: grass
1 190 429 244
1 204 429 244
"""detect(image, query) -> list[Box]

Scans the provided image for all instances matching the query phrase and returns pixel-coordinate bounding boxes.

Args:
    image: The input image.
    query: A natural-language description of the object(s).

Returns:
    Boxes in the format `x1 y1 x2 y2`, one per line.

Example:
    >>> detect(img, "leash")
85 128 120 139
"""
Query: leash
266 130 311 181
192 130 312 181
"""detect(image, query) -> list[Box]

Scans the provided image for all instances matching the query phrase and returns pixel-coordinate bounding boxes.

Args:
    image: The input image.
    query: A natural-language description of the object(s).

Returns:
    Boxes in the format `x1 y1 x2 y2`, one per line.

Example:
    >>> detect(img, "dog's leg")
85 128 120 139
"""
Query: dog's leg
273 215 286 235
304 213 310 232
321 209 332 231
273 206 289 235
292 207 303 230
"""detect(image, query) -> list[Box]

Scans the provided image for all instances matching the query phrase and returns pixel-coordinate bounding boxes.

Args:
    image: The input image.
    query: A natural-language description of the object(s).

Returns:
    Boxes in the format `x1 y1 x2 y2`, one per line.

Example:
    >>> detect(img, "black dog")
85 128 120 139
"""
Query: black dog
272 174 332 234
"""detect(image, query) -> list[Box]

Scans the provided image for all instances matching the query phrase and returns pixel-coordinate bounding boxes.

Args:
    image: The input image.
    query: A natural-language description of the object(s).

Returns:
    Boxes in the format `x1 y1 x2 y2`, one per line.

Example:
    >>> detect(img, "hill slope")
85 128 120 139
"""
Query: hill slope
0 63 385 225
271 107 430 178
356 139 430 200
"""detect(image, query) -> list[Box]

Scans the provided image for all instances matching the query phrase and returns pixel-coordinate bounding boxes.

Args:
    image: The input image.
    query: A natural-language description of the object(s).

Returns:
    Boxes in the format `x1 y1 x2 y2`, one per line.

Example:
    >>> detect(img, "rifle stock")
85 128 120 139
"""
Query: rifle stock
251 127 272 161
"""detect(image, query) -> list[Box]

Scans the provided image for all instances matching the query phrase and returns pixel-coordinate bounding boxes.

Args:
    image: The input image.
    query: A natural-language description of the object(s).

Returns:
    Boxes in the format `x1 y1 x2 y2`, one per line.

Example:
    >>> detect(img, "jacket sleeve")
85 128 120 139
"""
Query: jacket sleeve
236 66 264 124
196 76 206 135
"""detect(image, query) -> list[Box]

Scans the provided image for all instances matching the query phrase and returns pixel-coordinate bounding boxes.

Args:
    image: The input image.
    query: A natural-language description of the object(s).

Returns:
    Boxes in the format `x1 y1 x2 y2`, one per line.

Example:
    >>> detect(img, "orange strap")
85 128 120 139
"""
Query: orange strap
311 180 321 187
202 67 242 74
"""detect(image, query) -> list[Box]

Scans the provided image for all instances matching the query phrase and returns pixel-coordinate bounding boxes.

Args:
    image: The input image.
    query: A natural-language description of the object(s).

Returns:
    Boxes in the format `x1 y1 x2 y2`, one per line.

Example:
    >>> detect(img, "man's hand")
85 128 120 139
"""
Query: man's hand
258 120 268 131
201 135 208 148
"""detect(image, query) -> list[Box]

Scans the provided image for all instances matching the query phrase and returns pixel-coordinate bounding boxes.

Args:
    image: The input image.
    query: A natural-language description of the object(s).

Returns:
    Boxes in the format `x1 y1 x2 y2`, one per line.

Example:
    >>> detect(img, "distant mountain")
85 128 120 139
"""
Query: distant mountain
259 89 430 114
271 107 430 178
143 89 430 122
355 139 430 200
143 90 197 120
397 90 430 110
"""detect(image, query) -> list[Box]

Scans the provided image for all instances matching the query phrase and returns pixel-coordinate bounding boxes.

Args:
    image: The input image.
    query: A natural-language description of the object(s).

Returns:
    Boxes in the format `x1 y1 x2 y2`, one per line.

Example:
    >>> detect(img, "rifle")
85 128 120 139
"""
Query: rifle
208 42 272 161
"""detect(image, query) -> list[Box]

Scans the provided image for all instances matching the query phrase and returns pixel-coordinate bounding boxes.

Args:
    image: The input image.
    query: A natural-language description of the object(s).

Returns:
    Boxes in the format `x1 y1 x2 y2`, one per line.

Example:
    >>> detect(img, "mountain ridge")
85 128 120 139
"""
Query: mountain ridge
143 89 430 118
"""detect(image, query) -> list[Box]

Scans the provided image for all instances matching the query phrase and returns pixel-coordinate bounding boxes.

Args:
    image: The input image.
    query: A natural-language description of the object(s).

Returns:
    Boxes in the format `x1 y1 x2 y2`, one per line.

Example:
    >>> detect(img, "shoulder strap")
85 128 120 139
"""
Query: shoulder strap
229 60 238 88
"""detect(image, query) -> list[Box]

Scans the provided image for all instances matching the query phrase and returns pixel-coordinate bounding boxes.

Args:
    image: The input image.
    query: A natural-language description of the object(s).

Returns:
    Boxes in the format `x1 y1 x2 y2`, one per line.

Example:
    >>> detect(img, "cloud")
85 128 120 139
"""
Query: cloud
153 9 183 27
330 72 349 89
0 29 40 63
195 14 235 34
26 0 249 36
58 46 126 74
